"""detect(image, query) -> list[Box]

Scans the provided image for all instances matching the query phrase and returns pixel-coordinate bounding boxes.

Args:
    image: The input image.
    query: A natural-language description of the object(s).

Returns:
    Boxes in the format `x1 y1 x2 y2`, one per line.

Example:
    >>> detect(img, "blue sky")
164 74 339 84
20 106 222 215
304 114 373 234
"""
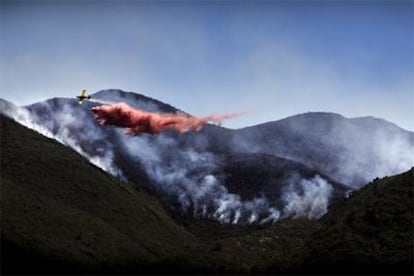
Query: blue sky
1 0 413 130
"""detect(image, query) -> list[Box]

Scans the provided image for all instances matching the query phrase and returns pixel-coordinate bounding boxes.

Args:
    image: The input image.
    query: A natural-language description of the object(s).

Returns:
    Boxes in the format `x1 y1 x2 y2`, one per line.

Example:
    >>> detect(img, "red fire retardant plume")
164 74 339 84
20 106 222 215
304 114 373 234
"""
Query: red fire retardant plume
91 102 243 135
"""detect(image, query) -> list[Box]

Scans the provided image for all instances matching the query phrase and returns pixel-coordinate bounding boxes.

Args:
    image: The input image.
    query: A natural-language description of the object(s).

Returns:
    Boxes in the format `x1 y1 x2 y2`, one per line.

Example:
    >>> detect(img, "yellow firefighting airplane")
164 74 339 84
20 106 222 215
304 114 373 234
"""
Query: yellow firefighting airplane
76 89 91 105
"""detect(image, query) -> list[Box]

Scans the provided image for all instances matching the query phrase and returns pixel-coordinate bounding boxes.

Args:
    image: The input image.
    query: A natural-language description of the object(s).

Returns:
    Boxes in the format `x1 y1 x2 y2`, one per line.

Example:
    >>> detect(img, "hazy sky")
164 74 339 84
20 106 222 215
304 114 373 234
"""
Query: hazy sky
1 0 413 130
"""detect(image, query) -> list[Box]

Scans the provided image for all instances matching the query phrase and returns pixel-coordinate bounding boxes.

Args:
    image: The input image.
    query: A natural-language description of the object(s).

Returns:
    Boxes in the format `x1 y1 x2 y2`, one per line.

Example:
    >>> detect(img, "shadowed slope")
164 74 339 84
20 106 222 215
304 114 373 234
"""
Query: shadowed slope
1 113 412 275
0 115 198 274
302 168 414 274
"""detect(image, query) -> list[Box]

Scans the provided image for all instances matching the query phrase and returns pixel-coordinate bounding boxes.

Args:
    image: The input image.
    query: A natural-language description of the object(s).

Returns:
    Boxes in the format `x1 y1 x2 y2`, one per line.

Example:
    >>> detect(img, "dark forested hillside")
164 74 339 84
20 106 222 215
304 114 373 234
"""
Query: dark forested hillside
0 115 199 274
302 168 414 274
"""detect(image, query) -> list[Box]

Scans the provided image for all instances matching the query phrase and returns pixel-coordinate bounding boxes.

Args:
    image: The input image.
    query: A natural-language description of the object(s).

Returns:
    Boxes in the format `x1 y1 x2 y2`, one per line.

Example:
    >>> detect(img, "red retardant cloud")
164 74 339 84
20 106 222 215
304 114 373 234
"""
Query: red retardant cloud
91 102 243 135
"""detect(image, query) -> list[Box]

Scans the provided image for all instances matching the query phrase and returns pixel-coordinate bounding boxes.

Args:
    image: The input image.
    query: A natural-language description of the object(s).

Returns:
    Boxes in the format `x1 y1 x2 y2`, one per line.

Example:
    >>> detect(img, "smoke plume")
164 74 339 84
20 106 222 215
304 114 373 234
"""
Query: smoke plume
0 99 124 179
231 113 414 189
91 102 243 135
8 92 407 225
282 175 333 219
0 99 56 140
121 134 285 224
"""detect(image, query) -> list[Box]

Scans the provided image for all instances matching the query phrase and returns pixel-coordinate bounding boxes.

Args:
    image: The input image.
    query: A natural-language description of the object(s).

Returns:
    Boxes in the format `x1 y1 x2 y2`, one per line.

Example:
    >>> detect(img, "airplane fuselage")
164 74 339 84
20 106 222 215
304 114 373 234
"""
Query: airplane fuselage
77 96 91 101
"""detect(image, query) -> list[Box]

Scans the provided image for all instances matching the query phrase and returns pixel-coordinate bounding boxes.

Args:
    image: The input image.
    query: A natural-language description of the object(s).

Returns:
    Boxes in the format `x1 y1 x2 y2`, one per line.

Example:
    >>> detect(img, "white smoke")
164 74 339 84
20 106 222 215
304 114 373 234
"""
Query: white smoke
1 100 124 179
121 133 284 224
49 103 124 178
231 113 414 189
120 131 335 224
1 100 56 140
282 175 333 219
333 124 414 188
1 97 339 224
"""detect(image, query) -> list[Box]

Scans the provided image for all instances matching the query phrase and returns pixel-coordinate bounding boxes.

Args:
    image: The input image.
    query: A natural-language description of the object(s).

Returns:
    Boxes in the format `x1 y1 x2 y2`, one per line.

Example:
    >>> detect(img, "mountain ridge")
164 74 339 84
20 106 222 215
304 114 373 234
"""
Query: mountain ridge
1 90 413 220
238 111 412 133
15 94 350 222
6 92 409 132
1 113 413 274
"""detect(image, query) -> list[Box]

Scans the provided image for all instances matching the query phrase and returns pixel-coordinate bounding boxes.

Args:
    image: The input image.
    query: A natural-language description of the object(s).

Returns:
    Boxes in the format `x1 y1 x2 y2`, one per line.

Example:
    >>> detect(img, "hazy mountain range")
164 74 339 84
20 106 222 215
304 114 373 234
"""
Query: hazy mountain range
1 89 413 274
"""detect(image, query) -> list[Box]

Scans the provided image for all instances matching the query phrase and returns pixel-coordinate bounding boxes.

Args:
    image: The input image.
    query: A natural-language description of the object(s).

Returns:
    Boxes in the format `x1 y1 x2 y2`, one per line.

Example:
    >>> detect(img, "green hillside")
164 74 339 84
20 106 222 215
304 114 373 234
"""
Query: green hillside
303 168 414 274
177 217 320 273
0 115 200 273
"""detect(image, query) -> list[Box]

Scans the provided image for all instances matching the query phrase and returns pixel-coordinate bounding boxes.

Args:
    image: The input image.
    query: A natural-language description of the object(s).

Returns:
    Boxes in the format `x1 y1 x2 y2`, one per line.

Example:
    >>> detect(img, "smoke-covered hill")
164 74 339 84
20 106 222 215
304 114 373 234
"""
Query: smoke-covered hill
221 153 347 220
1 89 413 224
0 114 198 273
231 113 414 188
0 92 347 223
182 111 414 188
0 114 322 274
1 114 412 274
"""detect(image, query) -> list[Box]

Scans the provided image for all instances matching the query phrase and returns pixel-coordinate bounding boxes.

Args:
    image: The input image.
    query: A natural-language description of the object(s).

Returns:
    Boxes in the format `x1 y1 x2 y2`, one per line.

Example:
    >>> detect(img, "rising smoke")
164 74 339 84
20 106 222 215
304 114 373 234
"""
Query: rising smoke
121 133 285 224
4 92 411 225
50 103 125 179
0 99 56 140
282 175 333 219
231 113 414 189
88 100 335 223
0 99 124 179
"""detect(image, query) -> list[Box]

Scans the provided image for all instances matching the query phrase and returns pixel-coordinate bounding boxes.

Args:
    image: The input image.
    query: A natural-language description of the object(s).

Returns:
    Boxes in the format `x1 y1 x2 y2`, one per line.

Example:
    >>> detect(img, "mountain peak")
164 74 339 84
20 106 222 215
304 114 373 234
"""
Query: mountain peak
92 89 182 113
